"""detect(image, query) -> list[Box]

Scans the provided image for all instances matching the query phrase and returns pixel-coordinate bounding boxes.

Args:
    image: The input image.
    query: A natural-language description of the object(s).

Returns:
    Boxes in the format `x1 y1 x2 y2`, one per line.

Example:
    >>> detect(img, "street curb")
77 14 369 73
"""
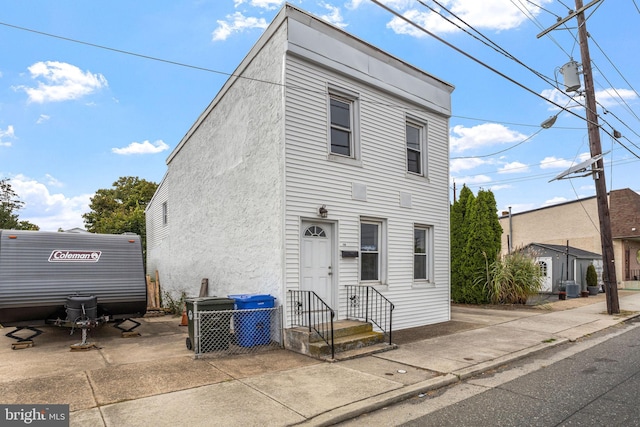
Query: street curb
297 338 570 427
452 337 571 380
296 374 459 427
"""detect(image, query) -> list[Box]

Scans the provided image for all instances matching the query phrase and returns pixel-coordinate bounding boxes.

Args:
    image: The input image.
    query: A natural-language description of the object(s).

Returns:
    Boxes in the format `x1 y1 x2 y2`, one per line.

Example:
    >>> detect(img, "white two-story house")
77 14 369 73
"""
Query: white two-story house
145 3 454 334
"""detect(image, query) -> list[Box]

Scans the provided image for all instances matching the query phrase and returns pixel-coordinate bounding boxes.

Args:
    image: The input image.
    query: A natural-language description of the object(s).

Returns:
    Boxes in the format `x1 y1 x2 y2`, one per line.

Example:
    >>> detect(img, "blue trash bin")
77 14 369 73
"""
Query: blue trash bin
228 294 275 347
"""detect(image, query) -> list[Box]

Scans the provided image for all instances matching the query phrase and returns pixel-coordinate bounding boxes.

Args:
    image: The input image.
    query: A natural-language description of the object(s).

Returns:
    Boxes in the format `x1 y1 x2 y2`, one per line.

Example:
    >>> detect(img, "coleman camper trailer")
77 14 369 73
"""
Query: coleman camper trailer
0 230 147 349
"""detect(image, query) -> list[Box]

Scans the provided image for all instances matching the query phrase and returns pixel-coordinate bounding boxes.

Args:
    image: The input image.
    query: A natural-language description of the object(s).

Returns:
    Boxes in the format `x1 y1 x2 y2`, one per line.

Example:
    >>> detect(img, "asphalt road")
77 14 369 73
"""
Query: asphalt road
342 317 640 427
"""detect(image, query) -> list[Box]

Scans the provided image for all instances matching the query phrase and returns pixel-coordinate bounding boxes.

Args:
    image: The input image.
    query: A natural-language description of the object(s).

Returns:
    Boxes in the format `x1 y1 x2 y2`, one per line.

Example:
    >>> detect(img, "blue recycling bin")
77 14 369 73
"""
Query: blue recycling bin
228 294 275 347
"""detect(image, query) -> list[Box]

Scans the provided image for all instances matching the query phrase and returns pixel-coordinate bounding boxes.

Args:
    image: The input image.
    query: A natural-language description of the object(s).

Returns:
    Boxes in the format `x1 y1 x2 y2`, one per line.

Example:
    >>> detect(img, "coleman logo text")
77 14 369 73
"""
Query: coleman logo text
48 250 101 262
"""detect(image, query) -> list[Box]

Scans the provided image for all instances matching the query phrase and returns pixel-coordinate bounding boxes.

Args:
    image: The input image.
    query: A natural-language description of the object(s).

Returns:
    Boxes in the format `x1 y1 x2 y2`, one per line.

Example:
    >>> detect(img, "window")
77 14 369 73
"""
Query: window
330 96 352 156
414 226 431 282
162 202 168 226
360 219 386 283
304 225 326 237
328 87 360 162
360 222 379 281
406 120 426 176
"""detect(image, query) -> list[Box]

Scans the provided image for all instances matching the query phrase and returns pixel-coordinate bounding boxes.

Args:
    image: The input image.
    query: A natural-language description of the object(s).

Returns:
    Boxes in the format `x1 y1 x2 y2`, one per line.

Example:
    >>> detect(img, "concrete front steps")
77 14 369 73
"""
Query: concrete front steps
284 319 397 361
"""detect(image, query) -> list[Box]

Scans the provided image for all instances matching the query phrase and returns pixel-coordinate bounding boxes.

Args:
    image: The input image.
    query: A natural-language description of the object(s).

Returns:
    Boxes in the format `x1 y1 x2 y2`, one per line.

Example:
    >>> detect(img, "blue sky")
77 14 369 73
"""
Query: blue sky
1 0 638 231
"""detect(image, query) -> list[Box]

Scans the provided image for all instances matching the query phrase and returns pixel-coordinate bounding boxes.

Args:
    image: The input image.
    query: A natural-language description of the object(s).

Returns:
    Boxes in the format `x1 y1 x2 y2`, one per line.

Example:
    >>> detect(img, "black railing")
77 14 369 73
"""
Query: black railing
288 290 335 359
345 285 394 345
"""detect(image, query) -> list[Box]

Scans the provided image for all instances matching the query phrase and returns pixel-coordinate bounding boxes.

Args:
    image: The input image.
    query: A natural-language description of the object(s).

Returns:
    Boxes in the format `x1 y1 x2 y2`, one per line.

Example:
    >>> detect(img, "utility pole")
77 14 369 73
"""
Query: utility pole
574 0 619 314
538 0 619 314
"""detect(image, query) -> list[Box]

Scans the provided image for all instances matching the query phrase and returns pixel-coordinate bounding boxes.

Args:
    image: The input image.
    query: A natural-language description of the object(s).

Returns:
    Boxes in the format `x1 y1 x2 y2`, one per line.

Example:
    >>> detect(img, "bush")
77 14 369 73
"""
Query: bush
481 251 543 304
586 264 598 287
163 290 187 315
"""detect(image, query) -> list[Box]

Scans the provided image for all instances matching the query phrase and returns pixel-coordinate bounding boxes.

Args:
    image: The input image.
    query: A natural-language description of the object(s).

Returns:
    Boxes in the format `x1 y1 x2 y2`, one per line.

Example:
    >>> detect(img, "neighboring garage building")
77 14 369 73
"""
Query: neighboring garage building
500 188 640 289
145 4 455 331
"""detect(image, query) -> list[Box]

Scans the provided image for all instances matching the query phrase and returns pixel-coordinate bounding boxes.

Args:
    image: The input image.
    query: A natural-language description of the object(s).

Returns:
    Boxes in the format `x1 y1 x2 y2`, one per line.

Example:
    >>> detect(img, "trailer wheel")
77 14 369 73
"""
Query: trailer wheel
186 337 192 350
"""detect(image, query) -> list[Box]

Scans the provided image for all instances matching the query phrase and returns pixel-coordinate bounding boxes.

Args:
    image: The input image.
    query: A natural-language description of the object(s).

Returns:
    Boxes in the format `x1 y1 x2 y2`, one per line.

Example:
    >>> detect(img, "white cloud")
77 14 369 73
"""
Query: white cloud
450 157 487 173
489 184 512 191
112 140 170 155
540 88 582 111
320 3 347 28
36 114 50 124
505 202 536 214
451 174 493 185
595 88 638 108
0 125 16 147
212 12 269 41
450 123 528 152
16 61 108 103
543 196 568 207
385 0 553 37
9 174 90 231
539 153 590 170
498 161 529 174
234 0 283 9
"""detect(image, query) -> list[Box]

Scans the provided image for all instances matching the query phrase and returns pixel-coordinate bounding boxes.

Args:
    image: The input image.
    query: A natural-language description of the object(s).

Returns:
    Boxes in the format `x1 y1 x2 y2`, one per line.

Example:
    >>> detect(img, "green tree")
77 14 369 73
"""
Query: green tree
450 185 474 302
451 187 502 304
586 263 598 287
0 178 39 230
82 177 158 256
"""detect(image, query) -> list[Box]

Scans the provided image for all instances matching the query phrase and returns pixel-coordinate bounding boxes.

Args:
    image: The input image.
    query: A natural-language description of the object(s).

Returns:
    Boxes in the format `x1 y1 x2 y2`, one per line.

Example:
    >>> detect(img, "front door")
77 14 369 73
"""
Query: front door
537 257 553 292
301 222 334 307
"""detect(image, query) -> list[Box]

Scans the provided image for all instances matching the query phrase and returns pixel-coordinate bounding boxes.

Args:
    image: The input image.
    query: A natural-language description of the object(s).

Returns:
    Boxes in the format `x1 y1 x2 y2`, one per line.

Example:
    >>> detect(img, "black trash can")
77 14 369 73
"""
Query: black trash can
185 297 235 352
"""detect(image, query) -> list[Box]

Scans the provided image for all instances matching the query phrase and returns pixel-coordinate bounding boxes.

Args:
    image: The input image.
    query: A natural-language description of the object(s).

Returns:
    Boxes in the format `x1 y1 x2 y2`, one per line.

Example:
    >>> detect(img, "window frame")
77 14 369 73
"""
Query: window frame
162 201 168 226
359 218 387 285
405 116 427 178
413 224 433 285
327 85 361 165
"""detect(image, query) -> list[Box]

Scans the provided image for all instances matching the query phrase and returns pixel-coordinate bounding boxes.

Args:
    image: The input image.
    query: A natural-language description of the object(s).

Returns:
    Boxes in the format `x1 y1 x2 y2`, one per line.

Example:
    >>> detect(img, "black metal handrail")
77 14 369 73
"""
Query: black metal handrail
288 290 335 359
345 285 394 345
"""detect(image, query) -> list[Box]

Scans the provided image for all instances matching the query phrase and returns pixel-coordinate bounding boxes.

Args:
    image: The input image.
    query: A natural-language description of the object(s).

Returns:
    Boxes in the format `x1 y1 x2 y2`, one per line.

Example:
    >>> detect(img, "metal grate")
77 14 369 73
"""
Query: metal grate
190 306 283 359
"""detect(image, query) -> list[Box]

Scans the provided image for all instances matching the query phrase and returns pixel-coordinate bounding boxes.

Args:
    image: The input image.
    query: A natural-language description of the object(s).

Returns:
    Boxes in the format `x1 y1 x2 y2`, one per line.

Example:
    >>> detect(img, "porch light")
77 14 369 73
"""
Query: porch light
318 205 328 218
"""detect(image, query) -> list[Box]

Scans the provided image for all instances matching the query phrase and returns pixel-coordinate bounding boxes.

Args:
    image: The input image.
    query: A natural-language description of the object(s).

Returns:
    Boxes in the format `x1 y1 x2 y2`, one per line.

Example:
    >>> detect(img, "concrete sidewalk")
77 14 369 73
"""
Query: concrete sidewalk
2 291 639 427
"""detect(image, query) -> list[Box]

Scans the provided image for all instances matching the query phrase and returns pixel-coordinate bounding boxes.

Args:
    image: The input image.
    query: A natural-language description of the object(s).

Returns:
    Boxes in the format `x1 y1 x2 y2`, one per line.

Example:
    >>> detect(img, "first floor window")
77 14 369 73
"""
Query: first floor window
414 226 430 280
360 221 381 281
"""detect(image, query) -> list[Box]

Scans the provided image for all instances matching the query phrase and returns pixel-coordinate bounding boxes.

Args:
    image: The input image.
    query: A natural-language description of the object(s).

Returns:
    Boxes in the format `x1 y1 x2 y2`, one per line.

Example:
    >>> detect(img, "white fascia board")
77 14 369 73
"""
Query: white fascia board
286 16 453 116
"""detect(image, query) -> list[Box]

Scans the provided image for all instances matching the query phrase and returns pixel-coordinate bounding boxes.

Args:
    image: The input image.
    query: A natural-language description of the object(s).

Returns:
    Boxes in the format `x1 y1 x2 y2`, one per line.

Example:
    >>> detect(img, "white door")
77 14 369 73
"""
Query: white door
537 257 553 292
301 222 334 307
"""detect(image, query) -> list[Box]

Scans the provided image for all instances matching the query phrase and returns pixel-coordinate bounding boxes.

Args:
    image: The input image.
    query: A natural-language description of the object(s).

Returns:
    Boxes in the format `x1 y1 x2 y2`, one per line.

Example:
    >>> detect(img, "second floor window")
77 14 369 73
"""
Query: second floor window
330 95 353 157
407 121 425 175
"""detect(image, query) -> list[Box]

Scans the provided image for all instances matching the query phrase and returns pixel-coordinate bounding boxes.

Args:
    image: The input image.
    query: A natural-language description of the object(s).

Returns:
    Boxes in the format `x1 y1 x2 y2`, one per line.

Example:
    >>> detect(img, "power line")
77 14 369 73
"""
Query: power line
451 128 544 159
370 1 607 133
418 0 560 92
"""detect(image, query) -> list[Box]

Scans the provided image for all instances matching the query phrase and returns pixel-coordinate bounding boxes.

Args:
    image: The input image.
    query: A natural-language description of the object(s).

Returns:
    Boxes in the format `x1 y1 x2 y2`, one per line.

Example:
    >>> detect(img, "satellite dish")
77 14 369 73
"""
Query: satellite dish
549 151 610 182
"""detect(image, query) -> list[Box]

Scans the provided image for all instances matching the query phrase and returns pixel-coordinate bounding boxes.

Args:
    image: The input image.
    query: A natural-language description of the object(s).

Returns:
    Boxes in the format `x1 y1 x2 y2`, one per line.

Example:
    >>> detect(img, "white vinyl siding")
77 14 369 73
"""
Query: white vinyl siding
284 53 451 329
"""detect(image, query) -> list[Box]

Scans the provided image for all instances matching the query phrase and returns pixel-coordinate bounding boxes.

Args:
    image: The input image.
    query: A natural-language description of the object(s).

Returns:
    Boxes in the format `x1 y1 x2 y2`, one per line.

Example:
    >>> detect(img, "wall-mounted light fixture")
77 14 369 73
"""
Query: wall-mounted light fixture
318 205 328 218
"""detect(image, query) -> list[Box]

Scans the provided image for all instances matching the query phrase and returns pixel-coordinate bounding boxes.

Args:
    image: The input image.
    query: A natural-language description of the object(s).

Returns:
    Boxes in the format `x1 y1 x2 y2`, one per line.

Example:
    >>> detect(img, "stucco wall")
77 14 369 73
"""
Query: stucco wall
152 22 287 300
500 197 601 255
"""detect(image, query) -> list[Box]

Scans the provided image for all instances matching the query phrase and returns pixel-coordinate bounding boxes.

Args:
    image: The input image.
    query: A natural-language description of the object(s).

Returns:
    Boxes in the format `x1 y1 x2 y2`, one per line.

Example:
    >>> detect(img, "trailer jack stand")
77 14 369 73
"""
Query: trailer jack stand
70 328 99 351
6 326 43 350
113 318 141 337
